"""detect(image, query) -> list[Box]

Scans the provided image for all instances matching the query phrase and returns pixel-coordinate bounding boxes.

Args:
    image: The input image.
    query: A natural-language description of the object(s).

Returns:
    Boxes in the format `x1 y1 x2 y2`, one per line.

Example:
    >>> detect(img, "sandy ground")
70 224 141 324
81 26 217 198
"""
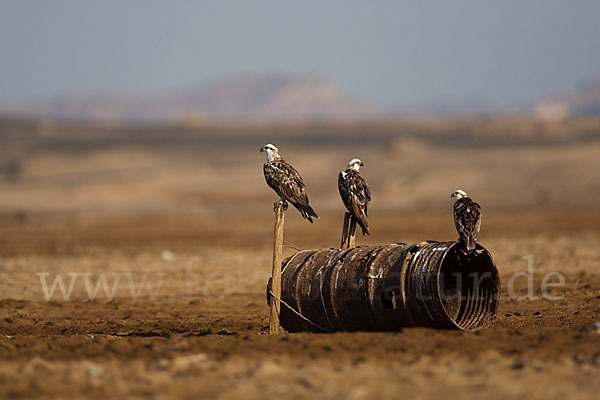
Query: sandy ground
0 118 599 398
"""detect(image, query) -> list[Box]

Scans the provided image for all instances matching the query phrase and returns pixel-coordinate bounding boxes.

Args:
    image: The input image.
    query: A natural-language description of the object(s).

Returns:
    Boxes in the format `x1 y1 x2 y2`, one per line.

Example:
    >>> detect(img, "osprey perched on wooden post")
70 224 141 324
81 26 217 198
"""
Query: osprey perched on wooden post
451 189 481 252
260 144 319 222
338 158 371 235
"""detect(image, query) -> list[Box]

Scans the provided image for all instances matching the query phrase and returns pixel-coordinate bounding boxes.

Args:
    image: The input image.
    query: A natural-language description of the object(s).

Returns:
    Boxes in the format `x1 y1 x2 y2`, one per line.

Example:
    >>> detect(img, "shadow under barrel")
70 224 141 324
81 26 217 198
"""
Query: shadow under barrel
268 241 500 332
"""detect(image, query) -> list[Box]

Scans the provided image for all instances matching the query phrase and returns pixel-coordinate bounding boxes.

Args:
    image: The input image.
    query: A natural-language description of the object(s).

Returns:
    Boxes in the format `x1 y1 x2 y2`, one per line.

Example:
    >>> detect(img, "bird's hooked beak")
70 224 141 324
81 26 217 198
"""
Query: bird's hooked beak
450 192 456 198
259 146 265 153
360 161 365 167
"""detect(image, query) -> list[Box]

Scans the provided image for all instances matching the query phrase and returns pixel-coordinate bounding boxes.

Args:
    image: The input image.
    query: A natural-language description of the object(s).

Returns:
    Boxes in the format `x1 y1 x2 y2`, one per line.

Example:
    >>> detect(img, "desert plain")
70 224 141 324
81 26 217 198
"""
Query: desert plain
0 117 599 398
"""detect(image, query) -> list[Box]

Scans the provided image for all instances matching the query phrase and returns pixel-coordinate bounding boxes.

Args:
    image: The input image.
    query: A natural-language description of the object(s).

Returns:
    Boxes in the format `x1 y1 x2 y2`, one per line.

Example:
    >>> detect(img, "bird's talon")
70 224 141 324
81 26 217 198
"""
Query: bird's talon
273 200 288 211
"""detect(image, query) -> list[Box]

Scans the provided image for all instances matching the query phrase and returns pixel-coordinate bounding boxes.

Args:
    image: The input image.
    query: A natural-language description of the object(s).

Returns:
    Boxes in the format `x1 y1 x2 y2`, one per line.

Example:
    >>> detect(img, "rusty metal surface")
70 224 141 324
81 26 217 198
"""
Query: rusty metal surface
403 241 457 329
272 241 500 332
328 246 380 331
366 243 412 330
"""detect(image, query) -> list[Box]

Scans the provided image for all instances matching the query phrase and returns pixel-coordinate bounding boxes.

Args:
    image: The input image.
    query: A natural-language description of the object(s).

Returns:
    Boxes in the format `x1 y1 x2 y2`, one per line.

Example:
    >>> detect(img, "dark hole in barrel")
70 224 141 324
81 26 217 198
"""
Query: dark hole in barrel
439 250 464 321
408 246 420 254
381 289 394 310
439 246 499 329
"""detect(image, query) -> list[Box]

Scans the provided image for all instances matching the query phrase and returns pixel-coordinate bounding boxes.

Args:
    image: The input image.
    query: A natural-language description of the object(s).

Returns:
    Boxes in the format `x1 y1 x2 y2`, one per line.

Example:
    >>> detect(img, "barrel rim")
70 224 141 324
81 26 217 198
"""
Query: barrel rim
436 241 501 330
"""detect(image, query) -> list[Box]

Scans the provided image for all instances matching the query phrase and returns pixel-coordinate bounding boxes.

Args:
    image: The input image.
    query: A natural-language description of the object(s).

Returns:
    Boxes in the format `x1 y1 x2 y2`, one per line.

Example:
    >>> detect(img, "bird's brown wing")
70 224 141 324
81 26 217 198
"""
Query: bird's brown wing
264 159 318 222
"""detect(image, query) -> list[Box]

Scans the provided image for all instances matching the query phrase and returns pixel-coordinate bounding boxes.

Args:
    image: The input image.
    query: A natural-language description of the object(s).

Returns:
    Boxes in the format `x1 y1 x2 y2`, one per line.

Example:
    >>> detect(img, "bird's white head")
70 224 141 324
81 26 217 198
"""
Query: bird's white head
346 158 364 171
260 144 279 164
451 189 468 201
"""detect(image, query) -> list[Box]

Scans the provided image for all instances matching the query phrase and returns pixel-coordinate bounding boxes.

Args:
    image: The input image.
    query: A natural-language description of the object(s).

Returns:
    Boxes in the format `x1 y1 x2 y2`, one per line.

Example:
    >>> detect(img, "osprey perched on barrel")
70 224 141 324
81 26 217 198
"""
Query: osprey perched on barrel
260 144 319 222
451 189 481 252
338 158 371 235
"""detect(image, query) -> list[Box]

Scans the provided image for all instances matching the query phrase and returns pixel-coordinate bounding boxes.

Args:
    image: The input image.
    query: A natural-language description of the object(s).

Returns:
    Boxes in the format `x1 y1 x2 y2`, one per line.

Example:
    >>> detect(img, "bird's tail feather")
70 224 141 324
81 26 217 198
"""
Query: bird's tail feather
301 204 318 219
305 204 318 218
352 212 370 235
302 210 314 223
351 205 369 235
295 205 315 223
292 201 318 223
357 219 370 235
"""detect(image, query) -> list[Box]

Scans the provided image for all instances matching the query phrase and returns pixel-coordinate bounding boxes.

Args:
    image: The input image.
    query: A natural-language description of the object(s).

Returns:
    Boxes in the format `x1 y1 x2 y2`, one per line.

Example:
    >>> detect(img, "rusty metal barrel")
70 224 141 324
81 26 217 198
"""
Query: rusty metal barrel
269 241 500 332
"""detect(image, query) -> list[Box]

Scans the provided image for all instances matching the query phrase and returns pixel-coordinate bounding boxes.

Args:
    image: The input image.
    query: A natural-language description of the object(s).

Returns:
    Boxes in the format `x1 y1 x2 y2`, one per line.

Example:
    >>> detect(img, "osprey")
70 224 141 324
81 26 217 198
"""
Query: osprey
338 158 371 235
260 144 318 222
451 189 481 252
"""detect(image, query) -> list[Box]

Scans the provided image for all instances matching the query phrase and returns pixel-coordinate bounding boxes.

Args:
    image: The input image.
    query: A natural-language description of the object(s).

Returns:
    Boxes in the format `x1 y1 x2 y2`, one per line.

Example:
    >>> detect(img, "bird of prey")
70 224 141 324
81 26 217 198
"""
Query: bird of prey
260 144 318 222
451 189 481 252
338 158 371 235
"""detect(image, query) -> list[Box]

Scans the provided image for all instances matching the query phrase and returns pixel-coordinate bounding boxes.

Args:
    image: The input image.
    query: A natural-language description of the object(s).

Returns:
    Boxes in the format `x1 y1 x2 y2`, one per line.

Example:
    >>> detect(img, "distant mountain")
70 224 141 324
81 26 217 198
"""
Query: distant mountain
533 79 600 120
399 96 500 116
0 73 378 122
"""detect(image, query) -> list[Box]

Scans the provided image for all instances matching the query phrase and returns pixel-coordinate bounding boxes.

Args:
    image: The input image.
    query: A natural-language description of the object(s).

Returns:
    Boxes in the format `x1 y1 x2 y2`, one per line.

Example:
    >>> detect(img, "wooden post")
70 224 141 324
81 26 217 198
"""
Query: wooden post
340 212 350 249
270 203 285 334
348 215 357 248
340 212 357 249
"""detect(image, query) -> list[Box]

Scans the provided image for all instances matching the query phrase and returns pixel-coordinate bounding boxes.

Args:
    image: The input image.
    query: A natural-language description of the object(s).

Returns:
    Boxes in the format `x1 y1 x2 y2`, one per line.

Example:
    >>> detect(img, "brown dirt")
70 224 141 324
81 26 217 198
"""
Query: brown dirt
1 118 600 399
1 212 599 399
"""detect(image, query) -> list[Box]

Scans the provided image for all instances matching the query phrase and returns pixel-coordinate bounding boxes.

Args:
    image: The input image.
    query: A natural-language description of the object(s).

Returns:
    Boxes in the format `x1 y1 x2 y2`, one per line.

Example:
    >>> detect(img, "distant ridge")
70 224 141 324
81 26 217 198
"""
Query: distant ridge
533 79 600 120
0 73 378 122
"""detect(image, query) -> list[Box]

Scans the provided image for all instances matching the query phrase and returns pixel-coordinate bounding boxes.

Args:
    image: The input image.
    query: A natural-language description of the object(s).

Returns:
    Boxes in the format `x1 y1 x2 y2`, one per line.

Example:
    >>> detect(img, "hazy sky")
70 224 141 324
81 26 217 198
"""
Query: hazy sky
1 0 599 111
